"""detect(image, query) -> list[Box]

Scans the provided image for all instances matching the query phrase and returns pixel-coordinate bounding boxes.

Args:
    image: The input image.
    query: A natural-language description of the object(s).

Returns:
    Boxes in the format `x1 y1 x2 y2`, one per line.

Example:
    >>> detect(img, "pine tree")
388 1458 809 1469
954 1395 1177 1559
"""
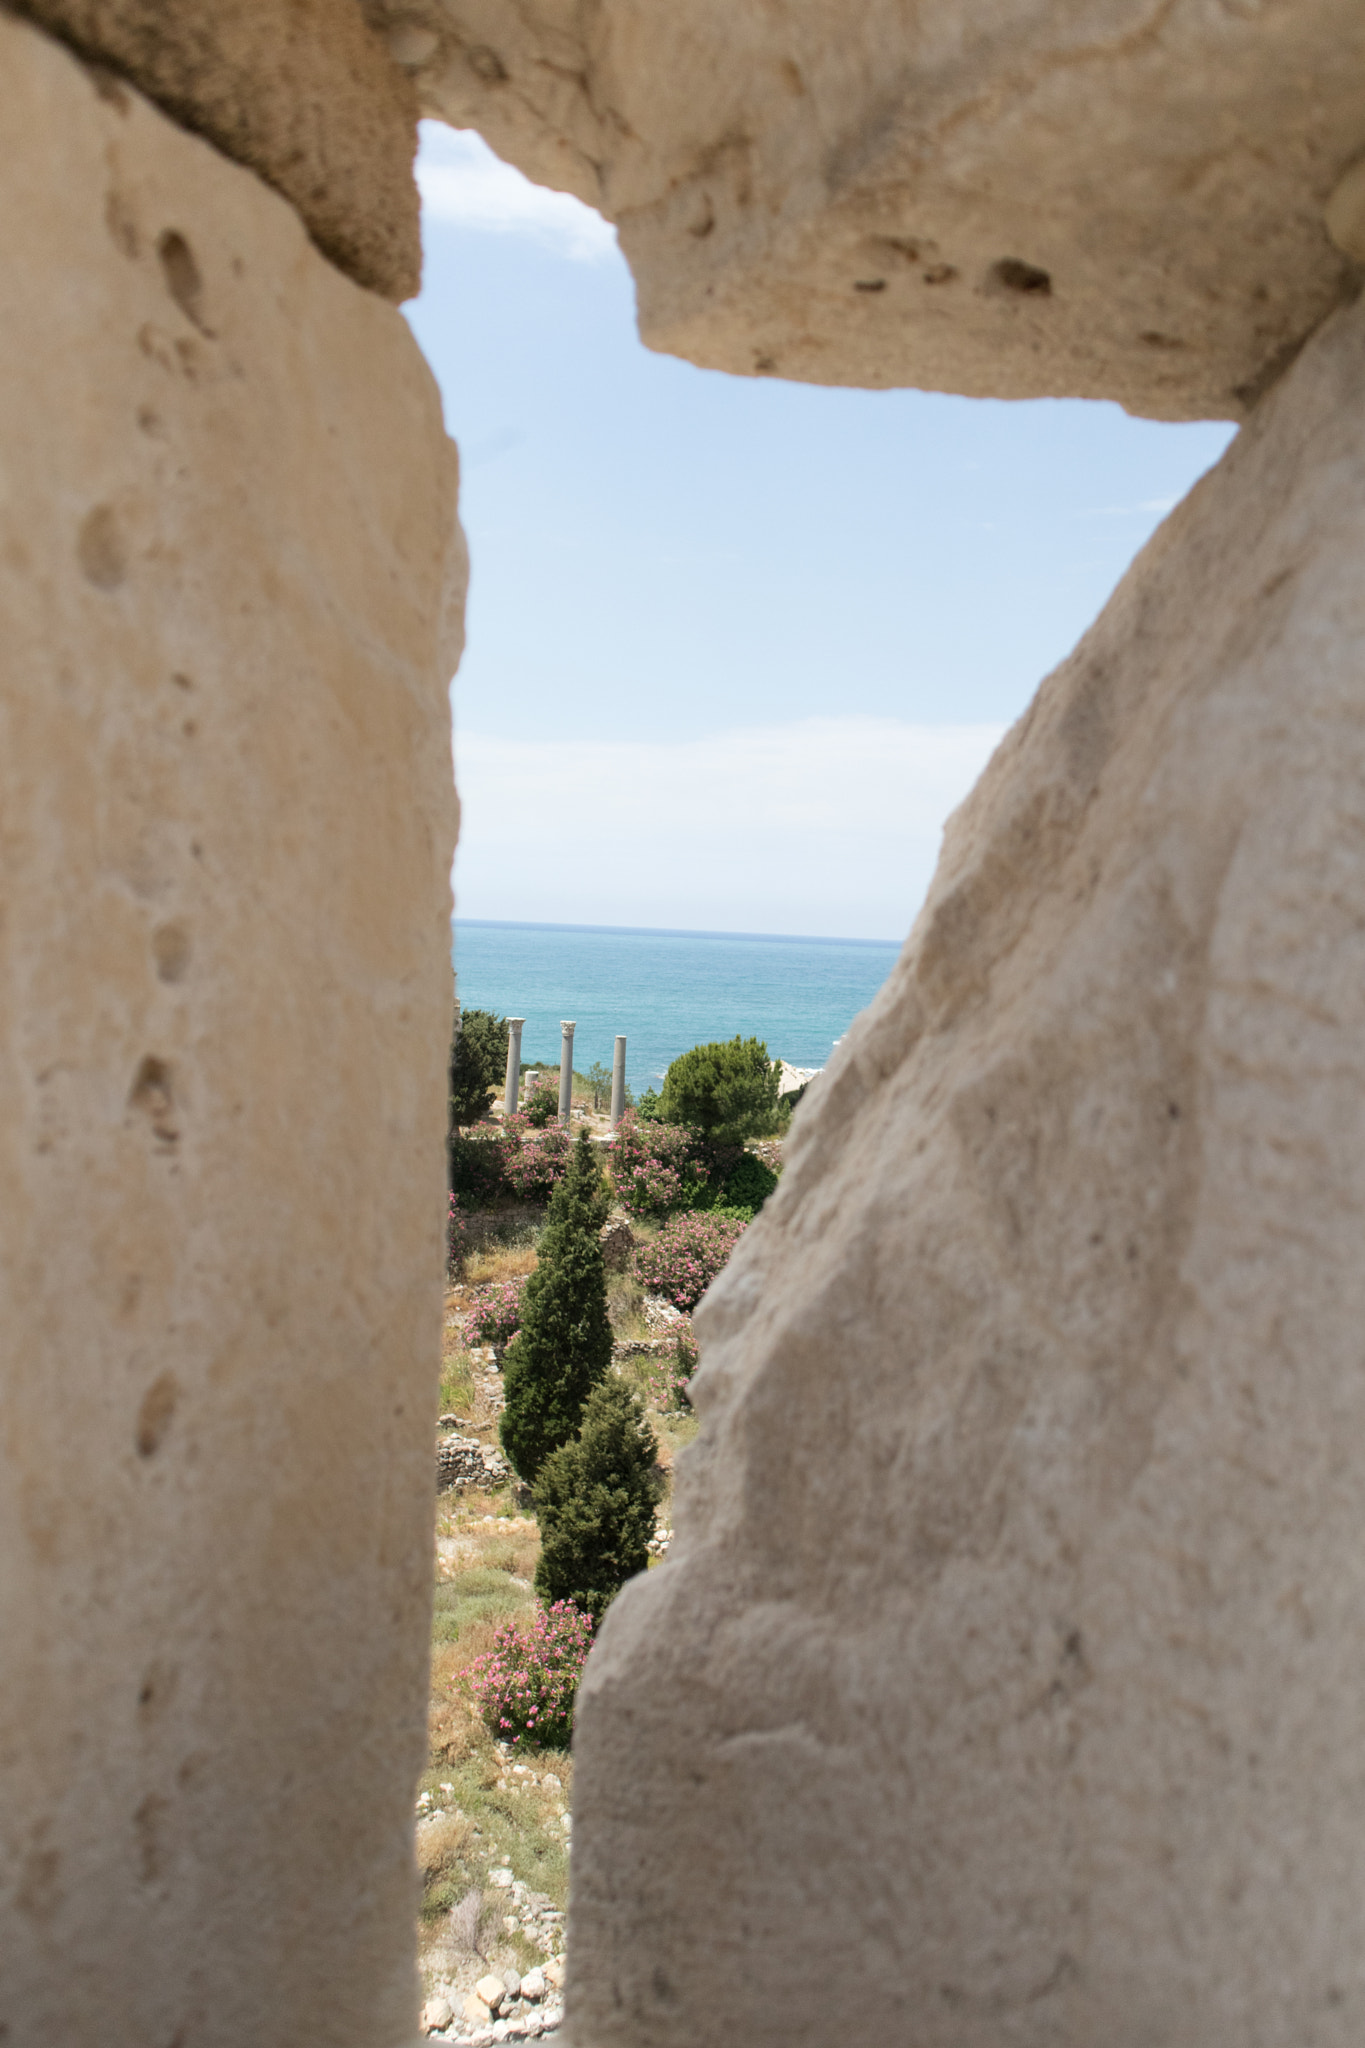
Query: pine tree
533 1380 664 1623
658 1036 781 1143
499 1130 613 1482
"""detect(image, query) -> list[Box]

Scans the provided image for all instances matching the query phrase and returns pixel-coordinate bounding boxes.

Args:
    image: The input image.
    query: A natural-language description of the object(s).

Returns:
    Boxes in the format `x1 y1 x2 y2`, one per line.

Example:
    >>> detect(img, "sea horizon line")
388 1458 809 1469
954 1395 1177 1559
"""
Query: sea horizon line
452 916 903 949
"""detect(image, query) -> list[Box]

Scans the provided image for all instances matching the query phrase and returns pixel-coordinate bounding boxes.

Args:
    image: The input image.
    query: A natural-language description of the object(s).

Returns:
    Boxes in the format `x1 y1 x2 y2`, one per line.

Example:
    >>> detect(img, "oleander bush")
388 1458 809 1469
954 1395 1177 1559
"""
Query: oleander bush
466 1276 528 1348
448 1121 510 1204
533 1381 664 1624
465 1600 595 1749
523 1073 559 1128
609 1115 711 1218
448 1115 572 1205
632 1209 748 1311
502 1119 571 1198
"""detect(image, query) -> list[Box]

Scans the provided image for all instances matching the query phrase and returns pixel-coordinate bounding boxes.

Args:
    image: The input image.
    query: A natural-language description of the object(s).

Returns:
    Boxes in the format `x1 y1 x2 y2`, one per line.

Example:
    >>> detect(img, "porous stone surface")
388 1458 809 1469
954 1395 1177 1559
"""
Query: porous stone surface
11 0 421 298
0 16 463 2045
414 0 1365 420
570 285 1365 2045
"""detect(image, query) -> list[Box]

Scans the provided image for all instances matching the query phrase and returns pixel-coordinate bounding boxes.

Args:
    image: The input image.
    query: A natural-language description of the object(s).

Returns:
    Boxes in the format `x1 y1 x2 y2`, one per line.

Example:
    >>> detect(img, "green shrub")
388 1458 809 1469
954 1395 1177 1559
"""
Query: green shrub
658 1037 781 1144
721 1152 779 1214
500 1131 613 1483
533 1381 664 1624
449 1008 508 1137
635 1086 664 1123
524 1074 559 1128
448 1122 510 1203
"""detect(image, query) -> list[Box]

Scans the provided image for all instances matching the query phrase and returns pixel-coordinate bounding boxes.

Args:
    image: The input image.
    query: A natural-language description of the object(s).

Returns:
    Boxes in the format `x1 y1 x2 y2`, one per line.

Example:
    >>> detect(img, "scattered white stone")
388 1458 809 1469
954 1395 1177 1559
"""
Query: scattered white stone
490 1866 514 1887
475 1974 506 2013
543 1958 566 1991
422 1996 455 2033
520 1968 545 2002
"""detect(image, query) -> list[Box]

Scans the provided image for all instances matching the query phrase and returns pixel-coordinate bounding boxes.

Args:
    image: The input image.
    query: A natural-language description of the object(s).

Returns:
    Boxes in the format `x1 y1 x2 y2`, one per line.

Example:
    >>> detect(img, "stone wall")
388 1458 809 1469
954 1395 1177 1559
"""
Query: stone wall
3 2 1364 2044
570 284 1365 2047
0 14 463 2043
412 0 1365 418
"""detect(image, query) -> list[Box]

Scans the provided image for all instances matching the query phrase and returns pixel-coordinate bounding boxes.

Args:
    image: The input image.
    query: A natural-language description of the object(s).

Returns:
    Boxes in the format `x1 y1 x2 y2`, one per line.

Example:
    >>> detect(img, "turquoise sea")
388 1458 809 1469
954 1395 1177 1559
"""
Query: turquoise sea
452 921 903 1095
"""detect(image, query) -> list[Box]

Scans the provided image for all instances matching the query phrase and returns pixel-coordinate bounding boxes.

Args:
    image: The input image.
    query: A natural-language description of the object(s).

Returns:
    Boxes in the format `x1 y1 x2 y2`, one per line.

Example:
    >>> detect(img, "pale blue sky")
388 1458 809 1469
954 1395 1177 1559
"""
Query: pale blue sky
405 125 1236 940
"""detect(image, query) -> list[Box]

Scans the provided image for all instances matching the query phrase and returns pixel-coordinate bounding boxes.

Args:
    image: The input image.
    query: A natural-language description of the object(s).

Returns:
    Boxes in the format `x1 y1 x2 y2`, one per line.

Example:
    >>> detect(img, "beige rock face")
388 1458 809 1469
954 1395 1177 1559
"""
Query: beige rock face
12 0 422 299
0 16 462 2046
416 0 1365 420
570 287 1365 2046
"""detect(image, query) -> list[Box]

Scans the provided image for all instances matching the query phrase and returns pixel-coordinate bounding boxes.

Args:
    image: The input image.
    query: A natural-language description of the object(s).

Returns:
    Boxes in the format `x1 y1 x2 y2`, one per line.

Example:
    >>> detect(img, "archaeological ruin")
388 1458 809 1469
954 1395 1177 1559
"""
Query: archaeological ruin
2 3 1364 2044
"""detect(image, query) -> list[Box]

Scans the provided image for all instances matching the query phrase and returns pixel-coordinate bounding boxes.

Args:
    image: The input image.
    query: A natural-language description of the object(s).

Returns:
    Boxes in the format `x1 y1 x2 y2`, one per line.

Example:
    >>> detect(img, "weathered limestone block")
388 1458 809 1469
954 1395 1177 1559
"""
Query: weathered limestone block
570 287 1365 2045
415 0 1365 420
11 0 422 298
0 15 463 2045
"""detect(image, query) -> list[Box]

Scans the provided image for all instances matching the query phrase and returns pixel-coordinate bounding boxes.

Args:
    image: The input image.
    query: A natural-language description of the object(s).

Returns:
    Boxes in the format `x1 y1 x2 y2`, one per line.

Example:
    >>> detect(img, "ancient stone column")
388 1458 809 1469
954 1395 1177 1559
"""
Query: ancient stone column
0 15 463 2045
611 1034 627 1129
559 1020 576 1125
504 1018 525 1116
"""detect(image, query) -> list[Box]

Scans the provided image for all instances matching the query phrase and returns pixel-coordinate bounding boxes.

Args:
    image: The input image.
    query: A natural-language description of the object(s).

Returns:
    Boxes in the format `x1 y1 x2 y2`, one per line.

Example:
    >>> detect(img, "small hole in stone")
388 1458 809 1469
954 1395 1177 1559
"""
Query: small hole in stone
78 505 127 591
129 1055 178 1142
467 44 507 82
754 354 777 375
157 230 210 333
853 278 886 293
923 263 957 285
152 925 191 984
993 257 1052 296
136 1372 180 1457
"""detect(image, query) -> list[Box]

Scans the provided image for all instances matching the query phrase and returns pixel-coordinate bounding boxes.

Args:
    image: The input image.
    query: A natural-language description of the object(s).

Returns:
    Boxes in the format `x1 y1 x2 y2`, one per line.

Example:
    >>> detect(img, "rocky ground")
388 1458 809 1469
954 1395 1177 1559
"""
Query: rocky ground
418 1230 698 2039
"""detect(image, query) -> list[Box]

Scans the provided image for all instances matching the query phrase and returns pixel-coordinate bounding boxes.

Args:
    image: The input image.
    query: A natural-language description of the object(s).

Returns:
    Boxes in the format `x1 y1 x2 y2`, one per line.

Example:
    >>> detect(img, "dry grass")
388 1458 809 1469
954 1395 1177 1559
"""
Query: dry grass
438 1346 477 1417
417 1810 474 1905
464 1241 540 1287
607 1271 649 1340
418 1501 574 1981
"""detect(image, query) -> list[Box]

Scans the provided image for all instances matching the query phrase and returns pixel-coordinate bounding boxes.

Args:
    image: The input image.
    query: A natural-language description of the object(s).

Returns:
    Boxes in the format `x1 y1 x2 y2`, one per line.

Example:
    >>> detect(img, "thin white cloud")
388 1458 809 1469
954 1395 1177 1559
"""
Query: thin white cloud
1075 493 1181 519
417 122 617 262
451 717 1007 940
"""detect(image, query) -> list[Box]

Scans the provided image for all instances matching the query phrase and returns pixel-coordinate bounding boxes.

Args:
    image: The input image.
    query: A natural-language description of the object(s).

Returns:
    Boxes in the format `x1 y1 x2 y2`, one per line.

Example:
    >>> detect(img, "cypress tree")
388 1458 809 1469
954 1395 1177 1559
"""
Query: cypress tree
533 1380 664 1623
500 1130 613 1482
449 1008 508 1134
